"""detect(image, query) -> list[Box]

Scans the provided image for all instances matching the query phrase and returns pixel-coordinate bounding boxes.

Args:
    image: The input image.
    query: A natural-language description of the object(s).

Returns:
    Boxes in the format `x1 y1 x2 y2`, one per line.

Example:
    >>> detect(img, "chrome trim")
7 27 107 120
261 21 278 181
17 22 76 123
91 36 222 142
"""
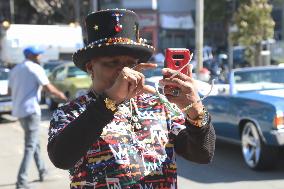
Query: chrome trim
241 122 261 168
270 129 284 145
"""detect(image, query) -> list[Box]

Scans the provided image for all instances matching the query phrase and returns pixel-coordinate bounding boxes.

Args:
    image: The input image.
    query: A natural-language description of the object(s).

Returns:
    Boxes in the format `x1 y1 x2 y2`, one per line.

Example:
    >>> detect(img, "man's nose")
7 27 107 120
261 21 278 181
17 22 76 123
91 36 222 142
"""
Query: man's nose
115 63 126 72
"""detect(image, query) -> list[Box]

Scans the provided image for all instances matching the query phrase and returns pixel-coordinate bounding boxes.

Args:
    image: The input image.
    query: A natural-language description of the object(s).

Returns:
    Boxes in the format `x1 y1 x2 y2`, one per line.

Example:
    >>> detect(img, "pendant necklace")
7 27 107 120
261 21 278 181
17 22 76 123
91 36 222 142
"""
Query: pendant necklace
128 98 142 131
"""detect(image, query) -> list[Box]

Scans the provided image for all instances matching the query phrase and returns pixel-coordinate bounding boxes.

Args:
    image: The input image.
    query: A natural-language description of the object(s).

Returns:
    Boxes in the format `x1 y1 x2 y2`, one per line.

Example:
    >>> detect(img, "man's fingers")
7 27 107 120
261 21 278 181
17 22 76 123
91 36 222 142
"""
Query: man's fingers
124 74 138 92
160 78 187 88
142 85 156 94
133 63 158 72
120 66 156 97
129 73 144 97
162 67 191 81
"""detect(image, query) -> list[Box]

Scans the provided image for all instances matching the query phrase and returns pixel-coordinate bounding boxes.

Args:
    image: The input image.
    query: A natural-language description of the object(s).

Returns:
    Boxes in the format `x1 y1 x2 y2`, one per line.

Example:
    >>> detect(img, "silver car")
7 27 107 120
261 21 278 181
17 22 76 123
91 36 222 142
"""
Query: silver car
0 68 12 115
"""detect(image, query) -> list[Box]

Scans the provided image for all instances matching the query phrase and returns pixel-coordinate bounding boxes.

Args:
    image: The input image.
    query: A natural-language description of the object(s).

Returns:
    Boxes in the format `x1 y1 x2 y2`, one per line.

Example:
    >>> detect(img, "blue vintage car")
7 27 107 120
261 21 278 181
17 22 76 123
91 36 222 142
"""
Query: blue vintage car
203 66 284 170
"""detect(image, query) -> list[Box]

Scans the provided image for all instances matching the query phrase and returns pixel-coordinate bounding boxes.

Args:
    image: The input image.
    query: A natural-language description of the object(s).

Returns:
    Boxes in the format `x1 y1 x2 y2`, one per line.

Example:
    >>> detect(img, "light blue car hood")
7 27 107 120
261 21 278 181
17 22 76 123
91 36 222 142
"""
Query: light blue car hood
236 89 284 109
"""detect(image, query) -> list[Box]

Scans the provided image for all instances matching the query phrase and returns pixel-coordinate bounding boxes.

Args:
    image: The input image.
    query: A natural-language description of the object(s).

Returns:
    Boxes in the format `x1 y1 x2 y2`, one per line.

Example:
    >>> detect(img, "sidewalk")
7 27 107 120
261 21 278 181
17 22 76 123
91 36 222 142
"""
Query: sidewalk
0 111 69 189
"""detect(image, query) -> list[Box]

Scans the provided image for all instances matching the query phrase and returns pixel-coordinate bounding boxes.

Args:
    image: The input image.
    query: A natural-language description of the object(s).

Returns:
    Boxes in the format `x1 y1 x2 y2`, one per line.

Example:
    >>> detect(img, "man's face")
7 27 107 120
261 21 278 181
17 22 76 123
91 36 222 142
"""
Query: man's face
28 54 41 64
87 56 138 91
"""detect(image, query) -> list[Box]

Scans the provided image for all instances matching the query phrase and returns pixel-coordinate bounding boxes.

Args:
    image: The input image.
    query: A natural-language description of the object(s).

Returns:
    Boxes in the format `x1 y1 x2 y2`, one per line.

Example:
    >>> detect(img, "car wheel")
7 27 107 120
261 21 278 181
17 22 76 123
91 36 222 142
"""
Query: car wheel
241 121 278 170
45 96 58 111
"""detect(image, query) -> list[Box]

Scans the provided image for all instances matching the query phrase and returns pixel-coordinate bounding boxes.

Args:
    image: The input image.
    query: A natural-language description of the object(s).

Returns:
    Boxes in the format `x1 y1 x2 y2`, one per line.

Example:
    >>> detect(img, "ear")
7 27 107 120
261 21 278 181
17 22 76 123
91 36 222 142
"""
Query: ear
85 62 93 74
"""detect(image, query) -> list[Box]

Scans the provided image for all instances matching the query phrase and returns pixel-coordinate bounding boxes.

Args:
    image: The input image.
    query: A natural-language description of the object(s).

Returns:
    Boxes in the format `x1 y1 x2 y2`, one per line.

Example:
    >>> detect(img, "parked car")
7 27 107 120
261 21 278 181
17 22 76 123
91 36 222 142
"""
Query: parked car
45 62 92 110
42 60 63 76
144 65 163 87
0 67 12 115
41 60 65 104
203 66 284 170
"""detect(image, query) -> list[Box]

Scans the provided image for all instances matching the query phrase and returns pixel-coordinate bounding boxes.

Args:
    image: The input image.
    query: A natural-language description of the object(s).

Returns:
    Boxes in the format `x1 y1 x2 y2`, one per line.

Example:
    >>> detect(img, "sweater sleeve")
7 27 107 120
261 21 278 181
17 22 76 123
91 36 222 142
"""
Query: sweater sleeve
174 118 216 164
47 95 114 170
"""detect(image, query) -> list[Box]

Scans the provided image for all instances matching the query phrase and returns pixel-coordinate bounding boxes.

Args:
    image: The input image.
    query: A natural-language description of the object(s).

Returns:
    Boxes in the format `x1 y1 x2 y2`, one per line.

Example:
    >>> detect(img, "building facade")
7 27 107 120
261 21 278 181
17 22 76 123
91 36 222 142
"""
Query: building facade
99 0 195 52
1 0 284 54
157 0 195 51
0 0 11 22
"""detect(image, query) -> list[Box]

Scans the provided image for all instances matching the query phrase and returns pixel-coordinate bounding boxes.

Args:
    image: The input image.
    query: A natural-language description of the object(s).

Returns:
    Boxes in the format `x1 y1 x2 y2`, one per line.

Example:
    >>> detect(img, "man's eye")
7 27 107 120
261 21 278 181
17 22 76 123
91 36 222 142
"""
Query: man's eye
104 62 117 67
130 63 138 68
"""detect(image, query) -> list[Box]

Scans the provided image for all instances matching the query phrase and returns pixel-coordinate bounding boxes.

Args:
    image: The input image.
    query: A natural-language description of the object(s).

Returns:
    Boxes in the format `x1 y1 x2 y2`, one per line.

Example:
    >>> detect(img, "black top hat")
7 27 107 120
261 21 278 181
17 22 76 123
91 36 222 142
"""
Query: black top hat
73 9 155 71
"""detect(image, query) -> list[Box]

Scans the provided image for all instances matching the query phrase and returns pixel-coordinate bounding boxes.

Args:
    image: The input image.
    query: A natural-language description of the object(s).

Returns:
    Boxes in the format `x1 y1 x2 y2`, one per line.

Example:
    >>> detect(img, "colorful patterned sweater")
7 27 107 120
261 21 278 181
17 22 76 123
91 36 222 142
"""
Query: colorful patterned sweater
48 92 215 189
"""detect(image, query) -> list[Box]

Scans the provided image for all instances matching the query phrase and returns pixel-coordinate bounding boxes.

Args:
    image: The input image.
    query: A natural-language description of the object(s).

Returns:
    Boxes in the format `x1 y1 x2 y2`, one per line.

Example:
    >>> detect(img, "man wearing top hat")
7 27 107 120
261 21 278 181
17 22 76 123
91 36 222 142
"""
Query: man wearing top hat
48 9 215 189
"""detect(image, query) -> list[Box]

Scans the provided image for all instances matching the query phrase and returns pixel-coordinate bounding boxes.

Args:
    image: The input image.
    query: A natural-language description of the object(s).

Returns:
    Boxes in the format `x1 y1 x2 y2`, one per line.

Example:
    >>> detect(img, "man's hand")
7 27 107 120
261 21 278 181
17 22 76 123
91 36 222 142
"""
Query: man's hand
104 63 157 104
43 84 68 102
159 64 203 120
57 91 68 101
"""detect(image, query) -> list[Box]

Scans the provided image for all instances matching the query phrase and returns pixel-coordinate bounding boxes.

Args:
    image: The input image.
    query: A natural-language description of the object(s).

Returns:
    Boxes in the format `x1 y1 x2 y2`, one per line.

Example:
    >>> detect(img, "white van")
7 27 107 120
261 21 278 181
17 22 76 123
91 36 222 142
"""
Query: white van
0 24 84 65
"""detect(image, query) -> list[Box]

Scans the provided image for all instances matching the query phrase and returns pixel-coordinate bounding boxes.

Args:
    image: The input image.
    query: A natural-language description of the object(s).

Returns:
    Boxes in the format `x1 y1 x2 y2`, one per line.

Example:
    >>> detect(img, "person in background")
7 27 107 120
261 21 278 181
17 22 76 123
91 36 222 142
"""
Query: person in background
8 46 67 189
48 9 215 189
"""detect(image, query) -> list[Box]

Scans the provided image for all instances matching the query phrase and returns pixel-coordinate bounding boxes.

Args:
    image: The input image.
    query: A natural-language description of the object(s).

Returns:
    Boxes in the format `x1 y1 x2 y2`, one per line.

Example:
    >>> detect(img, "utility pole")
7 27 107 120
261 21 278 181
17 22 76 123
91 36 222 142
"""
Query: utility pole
91 0 98 11
228 29 234 72
74 0 81 24
227 0 237 72
91 0 101 11
195 0 204 78
10 0 15 23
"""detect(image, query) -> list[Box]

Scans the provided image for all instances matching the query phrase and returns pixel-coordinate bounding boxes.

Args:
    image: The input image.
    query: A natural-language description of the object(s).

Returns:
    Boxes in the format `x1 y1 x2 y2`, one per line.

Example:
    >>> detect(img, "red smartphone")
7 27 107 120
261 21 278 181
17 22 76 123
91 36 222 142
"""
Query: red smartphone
164 48 191 78
163 48 191 93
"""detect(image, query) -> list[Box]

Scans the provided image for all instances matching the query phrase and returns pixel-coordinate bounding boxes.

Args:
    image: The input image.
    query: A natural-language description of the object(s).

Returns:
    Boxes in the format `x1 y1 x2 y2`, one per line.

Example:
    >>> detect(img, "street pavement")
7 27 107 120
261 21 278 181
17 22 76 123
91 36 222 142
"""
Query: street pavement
0 105 283 189
0 106 69 189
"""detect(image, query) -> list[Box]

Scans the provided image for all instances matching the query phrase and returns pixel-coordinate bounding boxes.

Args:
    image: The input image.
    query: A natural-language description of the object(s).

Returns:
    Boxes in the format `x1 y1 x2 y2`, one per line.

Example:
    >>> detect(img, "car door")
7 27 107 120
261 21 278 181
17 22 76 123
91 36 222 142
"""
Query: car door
204 96 240 141
49 66 67 94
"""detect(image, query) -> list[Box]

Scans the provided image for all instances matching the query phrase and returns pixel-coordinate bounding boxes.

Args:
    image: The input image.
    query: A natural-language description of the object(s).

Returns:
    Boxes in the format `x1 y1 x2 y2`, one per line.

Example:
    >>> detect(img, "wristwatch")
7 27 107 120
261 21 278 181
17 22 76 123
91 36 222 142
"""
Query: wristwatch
186 106 210 127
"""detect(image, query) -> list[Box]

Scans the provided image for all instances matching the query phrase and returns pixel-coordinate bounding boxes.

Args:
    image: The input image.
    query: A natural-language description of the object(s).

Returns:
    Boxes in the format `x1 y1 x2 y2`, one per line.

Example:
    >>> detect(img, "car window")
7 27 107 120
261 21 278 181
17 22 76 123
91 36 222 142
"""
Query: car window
234 72 254 83
43 63 60 74
67 66 87 78
0 70 9 80
143 66 163 78
234 68 284 91
54 67 66 80
235 69 284 83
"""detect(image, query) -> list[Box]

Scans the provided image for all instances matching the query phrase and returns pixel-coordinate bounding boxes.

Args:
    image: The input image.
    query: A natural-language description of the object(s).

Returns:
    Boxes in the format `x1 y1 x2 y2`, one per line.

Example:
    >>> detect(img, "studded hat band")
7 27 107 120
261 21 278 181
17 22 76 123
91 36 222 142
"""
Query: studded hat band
76 37 154 53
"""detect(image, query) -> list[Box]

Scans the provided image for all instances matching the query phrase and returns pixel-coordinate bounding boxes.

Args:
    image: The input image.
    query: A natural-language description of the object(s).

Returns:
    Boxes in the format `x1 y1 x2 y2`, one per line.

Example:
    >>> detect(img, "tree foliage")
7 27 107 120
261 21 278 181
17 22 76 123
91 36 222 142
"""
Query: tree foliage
14 0 78 24
231 0 275 66
232 0 275 46
28 0 64 15
204 0 229 23
203 0 233 50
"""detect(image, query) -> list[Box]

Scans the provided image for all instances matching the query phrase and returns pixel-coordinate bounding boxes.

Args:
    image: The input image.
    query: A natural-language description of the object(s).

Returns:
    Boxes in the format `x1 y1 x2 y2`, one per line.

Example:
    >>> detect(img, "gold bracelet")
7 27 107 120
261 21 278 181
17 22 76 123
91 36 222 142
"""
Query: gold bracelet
182 79 215 114
104 97 117 112
181 100 202 114
186 106 209 128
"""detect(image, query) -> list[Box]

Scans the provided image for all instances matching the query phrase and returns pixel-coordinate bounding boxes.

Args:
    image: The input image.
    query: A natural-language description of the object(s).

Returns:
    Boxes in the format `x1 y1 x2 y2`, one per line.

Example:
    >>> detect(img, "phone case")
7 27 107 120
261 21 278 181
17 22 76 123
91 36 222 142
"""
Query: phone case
164 48 191 77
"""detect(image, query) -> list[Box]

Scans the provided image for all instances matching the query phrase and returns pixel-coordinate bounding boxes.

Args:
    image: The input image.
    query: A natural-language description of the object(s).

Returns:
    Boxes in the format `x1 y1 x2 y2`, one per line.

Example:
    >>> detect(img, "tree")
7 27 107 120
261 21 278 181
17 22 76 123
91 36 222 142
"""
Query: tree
232 0 275 66
13 0 89 24
203 0 231 50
